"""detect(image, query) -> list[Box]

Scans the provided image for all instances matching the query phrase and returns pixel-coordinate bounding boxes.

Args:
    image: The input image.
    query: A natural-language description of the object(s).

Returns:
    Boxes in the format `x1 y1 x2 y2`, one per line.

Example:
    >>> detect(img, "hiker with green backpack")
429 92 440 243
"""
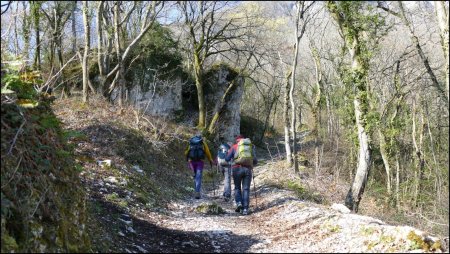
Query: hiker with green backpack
185 134 215 199
225 134 258 215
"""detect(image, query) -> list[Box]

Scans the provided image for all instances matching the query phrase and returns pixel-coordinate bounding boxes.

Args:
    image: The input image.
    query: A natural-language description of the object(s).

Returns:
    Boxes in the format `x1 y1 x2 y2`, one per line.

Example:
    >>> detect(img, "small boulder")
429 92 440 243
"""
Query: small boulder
105 176 118 184
331 203 351 214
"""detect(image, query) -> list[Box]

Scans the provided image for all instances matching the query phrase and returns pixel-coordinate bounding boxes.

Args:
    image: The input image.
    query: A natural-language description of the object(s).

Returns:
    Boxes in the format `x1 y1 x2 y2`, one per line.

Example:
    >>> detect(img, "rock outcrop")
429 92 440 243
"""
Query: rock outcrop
111 63 244 143
204 63 244 143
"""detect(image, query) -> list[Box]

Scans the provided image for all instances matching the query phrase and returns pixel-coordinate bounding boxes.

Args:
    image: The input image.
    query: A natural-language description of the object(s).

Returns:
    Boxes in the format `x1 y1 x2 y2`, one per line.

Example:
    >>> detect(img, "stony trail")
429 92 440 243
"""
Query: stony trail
111 162 445 253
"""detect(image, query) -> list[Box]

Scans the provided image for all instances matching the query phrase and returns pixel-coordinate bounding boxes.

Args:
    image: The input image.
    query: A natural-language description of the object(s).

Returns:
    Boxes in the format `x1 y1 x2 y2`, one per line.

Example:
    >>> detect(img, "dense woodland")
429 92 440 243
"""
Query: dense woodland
1 1 449 252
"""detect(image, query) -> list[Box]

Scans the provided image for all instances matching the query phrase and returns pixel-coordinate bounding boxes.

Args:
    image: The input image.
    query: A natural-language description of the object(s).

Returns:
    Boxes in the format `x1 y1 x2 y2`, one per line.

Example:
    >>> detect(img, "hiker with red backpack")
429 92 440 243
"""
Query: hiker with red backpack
185 134 215 199
225 135 258 215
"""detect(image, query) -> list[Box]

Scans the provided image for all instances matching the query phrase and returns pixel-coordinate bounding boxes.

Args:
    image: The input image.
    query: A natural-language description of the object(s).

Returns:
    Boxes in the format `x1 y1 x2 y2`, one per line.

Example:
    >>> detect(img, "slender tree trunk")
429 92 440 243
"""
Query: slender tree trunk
97 1 104 77
395 154 400 210
378 129 392 195
349 146 354 181
435 1 449 104
32 1 41 70
345 96 371 212
290 40 299 173
411 99 425 207
207 78 239 135
22 2 30 61
14 3 19 57
259 96 278 143
344 42 372 213
82 1 90 103
71 1 77 54
424 103 442 202
48 9 59 77
57 29 64 88
328 2 373 213
114 1 123 107
284 70 293 166
194 53 206 128
311 43 323 173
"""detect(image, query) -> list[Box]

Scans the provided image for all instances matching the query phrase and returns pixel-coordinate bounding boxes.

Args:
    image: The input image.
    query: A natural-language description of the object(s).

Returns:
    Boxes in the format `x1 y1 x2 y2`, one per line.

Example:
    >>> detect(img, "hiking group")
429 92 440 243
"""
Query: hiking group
185 134 258 215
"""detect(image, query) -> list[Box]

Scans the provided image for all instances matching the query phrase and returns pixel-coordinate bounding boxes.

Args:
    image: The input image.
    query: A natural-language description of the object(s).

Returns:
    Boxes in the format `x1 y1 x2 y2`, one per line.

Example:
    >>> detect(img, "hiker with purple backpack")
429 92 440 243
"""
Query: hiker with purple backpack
185 134 215 199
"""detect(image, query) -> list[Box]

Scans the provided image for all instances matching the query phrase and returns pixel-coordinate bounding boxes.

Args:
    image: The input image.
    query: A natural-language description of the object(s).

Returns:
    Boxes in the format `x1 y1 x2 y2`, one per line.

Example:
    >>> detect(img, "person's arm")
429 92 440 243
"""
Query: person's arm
225 146 235 162
185 145 190 161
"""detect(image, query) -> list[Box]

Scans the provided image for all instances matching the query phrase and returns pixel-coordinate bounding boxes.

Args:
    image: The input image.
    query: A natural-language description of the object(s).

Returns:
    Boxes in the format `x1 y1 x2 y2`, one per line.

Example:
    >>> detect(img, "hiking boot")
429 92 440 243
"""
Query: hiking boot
235 204 242 213
195 192 200 199
242 209 248 215
224 196 230 202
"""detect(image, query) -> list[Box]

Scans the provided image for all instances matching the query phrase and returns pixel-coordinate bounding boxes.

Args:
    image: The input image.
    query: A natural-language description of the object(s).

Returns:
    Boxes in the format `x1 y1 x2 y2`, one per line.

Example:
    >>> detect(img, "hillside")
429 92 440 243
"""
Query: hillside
50 95 447 253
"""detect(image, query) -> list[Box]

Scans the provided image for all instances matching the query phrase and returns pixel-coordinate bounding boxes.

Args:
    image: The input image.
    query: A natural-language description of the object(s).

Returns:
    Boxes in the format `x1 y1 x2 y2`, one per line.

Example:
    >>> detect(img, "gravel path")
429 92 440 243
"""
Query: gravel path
128 162 446 253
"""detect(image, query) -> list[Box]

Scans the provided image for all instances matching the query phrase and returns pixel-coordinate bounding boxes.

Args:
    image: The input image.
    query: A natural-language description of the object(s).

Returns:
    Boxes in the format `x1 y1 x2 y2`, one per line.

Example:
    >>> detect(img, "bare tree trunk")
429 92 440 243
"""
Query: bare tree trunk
378 129 391 195
194 53 206 128
424 102 442 203
71 1 77 54
82 1 90 103
345 97 371 213
395 154 400 210
14 3 19 57
97 1 104 77
344 41 372 213
349 146 354 181
328 2 373 213
57 29 65 91
22 2 30 60
411 99 425 207
435 1 449 104
114 1 123 107
310 42 323 174
284 70 292 166
207 74 243 135
290 30 300 173
45 7 60 77
31 1 41 70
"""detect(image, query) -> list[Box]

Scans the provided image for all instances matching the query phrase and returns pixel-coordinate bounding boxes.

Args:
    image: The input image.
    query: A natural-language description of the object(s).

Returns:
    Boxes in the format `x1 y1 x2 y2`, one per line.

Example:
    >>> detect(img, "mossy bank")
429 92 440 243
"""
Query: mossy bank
1 96 90 252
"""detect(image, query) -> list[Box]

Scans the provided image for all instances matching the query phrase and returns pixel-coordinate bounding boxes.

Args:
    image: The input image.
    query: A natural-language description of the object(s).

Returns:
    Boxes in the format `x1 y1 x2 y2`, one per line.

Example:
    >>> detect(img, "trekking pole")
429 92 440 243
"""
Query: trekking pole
252 170 258 210
211 163 216 197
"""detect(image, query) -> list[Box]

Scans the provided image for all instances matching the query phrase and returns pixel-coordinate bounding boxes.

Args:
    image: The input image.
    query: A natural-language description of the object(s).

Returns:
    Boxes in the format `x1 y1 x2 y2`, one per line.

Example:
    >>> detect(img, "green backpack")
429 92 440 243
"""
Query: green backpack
234 138 253 167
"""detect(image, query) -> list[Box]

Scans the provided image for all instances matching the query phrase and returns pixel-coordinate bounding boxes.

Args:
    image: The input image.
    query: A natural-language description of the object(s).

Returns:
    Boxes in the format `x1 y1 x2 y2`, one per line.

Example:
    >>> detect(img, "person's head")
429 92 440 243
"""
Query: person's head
235 134 244 143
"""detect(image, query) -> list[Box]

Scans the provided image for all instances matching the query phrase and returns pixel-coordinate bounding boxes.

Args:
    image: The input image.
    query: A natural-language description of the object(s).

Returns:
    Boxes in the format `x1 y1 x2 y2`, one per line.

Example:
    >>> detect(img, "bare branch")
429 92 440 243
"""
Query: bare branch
119 1 137 26
1 1 12 15
8 118 26 155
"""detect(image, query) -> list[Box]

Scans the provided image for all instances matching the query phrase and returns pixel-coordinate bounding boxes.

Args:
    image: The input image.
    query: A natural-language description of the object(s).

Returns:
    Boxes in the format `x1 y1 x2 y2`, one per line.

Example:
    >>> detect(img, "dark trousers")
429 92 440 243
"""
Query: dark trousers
232 166 252 209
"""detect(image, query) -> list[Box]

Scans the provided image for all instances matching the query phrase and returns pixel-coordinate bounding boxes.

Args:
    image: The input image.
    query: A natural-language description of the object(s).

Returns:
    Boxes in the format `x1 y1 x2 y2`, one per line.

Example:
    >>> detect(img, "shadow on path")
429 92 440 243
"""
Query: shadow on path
87 187 260 253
